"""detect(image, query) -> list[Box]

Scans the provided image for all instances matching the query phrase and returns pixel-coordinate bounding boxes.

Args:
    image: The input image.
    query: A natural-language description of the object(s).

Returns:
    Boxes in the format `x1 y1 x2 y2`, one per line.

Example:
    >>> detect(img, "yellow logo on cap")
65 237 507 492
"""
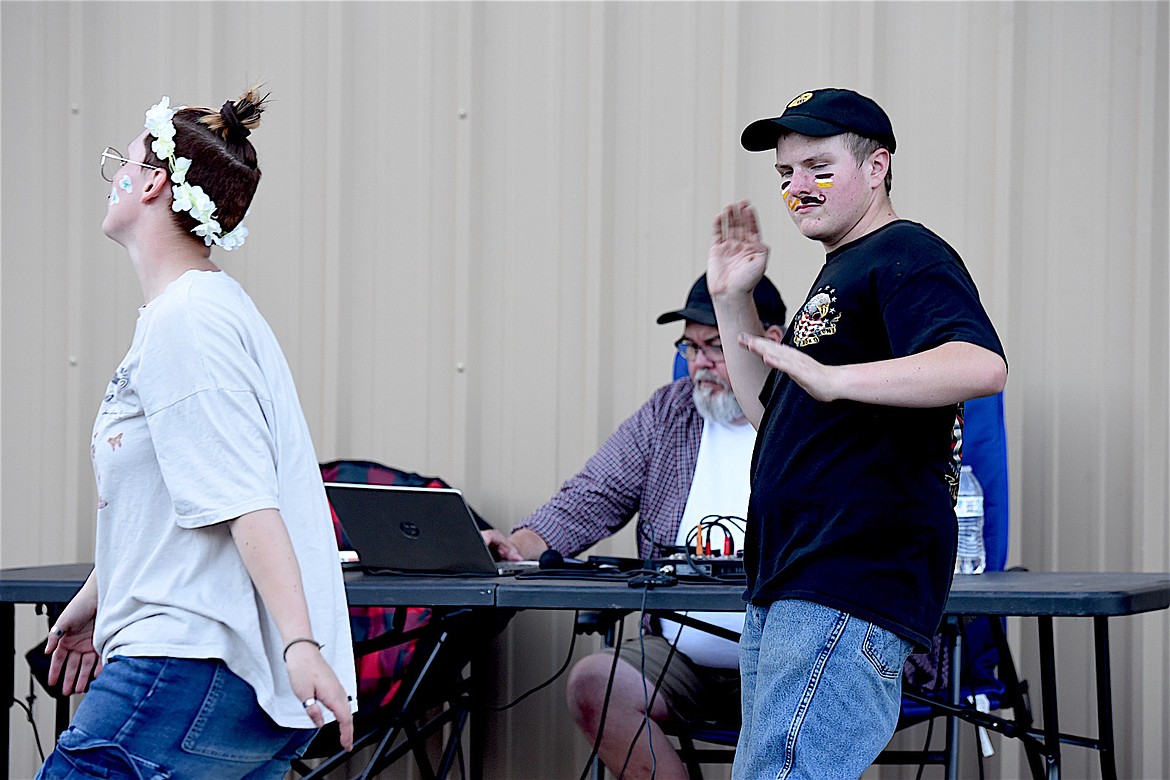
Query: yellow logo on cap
787 92 814 108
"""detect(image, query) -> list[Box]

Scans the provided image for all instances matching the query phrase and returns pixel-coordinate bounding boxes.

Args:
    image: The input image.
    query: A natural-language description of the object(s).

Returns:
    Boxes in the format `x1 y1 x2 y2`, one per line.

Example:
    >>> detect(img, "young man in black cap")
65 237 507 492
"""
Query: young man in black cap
483 273 785 779
707 88 1007 777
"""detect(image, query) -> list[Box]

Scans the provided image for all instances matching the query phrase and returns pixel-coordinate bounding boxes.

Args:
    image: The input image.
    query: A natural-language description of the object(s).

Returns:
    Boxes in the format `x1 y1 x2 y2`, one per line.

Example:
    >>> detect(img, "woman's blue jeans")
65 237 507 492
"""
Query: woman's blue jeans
36 656 316 780
734 599 912 780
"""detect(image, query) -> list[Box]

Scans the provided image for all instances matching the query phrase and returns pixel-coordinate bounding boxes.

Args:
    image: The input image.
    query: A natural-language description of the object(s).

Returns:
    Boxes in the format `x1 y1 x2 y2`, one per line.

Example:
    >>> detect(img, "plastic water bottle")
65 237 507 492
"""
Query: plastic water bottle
954 465 986 574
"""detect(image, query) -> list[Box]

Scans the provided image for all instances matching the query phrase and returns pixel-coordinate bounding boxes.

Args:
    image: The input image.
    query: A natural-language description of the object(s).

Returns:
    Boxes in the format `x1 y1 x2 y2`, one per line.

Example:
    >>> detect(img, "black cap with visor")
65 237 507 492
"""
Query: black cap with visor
740 88 896 154
657 273 787 329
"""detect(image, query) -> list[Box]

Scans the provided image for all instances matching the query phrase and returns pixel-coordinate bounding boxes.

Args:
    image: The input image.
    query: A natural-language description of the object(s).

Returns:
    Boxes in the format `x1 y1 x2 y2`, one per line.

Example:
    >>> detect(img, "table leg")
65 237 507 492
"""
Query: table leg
1037 616 1062 778
945 616 962 780
1093 617 1117 780
2 602 13 780
470 652 484 780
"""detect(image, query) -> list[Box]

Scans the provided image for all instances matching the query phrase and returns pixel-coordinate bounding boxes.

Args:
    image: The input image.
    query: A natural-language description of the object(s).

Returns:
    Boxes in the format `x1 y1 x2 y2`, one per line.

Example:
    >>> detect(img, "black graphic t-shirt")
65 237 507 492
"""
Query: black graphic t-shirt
747 220 1005 651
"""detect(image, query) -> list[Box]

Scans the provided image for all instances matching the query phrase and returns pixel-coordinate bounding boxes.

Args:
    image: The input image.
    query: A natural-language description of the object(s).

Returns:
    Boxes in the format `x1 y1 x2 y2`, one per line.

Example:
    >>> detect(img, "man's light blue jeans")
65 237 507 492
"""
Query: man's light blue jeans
36 656 315 780
734 599 912 780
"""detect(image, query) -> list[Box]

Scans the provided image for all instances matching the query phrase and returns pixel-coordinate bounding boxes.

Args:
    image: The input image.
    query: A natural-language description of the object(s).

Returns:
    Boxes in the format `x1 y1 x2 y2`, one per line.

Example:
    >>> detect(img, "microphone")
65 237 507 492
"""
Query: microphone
538 549 564 569
538 549 595 570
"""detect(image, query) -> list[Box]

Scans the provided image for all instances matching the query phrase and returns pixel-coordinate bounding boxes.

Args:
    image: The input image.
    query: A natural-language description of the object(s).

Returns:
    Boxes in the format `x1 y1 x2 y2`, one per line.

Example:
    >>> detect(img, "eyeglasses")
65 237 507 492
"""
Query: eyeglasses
100 147 163 183
674 337 725 363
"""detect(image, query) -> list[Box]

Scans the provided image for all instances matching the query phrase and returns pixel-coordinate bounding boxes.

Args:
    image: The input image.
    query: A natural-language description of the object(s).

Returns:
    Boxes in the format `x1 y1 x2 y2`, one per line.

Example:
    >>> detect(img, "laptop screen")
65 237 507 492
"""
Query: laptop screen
324 483 500 575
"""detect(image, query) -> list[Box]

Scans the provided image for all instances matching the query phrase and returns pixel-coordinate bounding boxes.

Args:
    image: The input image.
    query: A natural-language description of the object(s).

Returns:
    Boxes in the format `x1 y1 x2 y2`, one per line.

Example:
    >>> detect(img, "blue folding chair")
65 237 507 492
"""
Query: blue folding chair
877 391 1041 777
898 391 1012 715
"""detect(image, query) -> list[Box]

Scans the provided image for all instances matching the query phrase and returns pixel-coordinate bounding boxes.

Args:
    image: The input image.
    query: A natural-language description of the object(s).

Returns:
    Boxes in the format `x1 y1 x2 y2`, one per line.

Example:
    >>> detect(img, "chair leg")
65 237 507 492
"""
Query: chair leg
290 726 387 780
988 617 1045 779
435 701 470 779
355 722 413 780
405 722 439 780
359 699 472 780
674 732 705 780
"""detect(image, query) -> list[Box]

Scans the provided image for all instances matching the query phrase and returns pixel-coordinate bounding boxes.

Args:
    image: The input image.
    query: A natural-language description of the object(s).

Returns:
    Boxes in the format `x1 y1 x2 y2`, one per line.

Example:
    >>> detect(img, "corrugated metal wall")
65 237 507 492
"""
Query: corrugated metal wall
3 2 1166 778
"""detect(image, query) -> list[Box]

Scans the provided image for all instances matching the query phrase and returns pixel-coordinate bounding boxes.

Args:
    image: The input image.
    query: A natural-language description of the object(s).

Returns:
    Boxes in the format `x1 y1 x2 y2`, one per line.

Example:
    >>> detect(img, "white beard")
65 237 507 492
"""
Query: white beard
692 369 745 425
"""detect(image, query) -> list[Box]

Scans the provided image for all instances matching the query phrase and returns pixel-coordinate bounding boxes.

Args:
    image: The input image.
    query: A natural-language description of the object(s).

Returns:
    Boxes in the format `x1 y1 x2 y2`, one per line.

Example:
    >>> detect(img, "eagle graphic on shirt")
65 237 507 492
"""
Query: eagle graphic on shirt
791 287 841 348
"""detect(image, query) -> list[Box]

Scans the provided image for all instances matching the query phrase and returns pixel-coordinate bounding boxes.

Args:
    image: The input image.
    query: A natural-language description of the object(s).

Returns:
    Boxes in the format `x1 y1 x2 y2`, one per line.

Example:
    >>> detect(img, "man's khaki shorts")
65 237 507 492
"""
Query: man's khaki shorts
616 634 741 724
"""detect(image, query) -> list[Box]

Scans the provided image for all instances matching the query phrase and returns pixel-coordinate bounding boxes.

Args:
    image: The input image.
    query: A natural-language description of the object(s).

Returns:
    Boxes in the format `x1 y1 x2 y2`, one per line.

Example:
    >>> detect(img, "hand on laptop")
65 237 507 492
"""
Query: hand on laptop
481 528 548 562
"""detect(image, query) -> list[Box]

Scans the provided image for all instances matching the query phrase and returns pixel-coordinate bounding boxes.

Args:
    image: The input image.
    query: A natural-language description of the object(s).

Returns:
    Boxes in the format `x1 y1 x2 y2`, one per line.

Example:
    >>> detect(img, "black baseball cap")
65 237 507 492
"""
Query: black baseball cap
657 273 787 328
740 88 896 154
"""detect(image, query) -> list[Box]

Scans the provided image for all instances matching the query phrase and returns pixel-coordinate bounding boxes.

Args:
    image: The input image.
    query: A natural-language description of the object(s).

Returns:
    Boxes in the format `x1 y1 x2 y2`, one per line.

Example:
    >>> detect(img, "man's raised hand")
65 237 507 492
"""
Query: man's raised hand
708 200 769 300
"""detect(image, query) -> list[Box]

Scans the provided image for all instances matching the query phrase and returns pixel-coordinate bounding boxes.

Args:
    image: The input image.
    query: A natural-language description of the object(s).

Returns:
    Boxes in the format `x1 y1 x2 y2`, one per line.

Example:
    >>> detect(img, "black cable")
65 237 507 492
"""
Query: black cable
576 617 628 780
706 521 735 554
359 567 501 578
635 514 672 562
634 587 658 779
617 608 685 780
684 515 745 555
488 611 580 712
11 696 46 762
513 569 643 583
720 514 746 530
515 566 738 587
569 512 745 778
678 525 734 584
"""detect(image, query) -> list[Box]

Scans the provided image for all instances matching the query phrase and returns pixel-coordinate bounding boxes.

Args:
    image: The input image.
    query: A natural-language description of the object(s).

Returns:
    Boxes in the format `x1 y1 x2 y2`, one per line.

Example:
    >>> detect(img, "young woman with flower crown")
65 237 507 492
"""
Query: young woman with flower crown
35 87 357 779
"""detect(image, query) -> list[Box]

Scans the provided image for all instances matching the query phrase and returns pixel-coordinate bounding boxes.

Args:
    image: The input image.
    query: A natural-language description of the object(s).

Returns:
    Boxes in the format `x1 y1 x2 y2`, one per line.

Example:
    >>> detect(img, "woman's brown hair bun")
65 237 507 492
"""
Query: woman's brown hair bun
218 100 250 141
200 85 268 147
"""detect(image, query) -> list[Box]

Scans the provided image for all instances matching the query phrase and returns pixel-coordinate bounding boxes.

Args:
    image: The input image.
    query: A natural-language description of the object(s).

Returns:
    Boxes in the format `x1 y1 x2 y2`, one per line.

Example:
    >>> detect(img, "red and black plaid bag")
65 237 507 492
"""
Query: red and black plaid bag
320 459 489 713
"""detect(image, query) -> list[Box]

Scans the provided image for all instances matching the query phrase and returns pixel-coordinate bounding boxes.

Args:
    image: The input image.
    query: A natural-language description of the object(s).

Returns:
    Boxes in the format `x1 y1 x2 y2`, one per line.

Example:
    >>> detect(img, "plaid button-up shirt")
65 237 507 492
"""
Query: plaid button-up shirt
515 377 703 560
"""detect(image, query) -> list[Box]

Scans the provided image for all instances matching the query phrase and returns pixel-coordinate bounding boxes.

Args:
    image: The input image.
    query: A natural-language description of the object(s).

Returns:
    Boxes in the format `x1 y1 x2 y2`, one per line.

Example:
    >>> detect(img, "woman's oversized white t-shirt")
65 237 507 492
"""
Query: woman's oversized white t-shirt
90 270 356 728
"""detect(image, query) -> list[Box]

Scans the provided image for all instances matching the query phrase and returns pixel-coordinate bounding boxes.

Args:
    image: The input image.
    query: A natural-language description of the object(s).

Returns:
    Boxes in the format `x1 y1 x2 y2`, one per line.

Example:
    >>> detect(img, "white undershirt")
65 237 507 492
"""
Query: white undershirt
659 417 755 668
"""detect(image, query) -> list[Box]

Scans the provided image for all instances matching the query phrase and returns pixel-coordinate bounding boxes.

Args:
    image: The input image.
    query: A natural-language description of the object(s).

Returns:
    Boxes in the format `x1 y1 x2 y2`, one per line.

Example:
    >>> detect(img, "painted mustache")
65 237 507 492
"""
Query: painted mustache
786 193 826 212
782 173 832 210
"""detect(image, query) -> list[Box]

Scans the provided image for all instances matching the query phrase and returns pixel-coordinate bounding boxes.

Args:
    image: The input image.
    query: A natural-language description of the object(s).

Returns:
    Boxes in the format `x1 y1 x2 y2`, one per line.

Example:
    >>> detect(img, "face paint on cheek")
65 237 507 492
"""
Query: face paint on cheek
119 175 133 193
781 181 799 211
815 173 834 189
109 185 119 205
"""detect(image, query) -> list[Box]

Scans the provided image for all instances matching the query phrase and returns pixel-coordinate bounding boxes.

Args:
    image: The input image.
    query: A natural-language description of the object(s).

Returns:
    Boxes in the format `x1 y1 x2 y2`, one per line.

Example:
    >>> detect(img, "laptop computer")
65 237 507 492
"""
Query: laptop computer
324 482 535 575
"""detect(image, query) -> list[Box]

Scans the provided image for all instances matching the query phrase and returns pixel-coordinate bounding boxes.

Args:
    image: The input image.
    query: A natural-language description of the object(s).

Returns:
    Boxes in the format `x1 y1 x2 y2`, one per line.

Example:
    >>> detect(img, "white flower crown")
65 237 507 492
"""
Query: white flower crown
144 97 249 251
